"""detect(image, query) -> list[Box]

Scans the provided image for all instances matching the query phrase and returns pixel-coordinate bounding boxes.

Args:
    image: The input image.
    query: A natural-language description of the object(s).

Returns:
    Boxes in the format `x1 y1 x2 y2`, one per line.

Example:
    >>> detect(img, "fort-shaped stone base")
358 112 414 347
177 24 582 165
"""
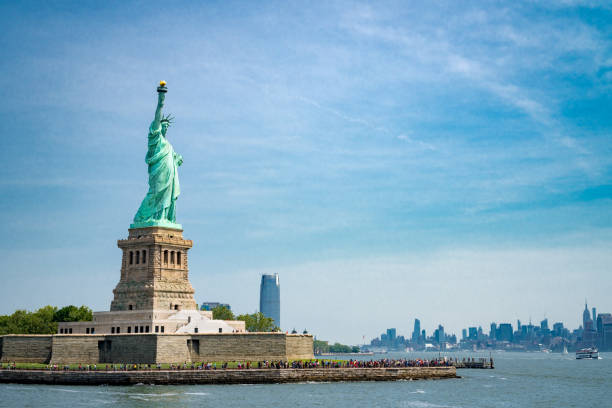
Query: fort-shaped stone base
0 333 313 365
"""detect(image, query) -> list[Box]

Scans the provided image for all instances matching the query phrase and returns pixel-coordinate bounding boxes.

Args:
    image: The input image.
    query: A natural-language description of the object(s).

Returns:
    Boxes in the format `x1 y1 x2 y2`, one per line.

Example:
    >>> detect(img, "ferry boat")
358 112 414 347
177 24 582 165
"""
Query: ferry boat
576 348 599 359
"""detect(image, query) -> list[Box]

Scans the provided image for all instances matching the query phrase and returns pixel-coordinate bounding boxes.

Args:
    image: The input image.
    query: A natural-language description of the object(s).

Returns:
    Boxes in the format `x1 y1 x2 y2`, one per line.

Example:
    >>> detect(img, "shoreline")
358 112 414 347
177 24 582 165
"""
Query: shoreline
0 366 457 385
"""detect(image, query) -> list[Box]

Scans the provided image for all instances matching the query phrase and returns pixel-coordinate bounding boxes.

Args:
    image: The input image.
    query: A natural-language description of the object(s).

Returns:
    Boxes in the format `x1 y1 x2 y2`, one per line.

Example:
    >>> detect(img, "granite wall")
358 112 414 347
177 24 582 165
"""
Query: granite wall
0 335 53 363
286 334 315 360
0 333 313 364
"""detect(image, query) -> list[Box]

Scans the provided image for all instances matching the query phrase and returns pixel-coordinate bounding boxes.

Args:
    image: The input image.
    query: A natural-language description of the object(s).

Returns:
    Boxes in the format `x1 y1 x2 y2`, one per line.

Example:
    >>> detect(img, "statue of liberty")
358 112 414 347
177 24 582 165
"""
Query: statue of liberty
131 81 183 229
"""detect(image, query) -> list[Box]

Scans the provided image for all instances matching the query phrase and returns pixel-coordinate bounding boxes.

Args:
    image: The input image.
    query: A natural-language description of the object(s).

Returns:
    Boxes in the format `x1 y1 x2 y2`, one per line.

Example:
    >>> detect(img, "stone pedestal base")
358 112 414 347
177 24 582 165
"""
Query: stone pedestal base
110 226 197 312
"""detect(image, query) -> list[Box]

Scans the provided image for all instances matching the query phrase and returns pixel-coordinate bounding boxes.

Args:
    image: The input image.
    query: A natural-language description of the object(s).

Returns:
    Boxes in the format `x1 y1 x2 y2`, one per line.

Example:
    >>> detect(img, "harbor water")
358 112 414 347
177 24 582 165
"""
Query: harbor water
0 352 610 407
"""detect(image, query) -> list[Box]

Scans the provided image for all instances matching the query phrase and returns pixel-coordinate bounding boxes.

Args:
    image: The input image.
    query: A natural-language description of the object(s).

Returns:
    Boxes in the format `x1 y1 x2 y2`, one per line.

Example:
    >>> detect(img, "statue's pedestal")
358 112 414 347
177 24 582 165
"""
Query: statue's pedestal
111 226 197 311
58 226 246 335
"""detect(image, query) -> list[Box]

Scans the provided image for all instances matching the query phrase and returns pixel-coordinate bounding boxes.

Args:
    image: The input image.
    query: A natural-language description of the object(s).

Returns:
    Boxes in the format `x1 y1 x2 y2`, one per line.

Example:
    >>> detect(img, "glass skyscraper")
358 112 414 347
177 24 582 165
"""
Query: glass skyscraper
259 273 280 328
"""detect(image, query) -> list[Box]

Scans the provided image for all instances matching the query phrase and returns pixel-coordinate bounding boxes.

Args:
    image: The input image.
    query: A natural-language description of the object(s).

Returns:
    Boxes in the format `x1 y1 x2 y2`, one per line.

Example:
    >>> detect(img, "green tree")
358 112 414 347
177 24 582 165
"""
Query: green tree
329 342 352 353
0 306 58 335
53 305 93 322
313 339 360 354
236 312 277 332
313 339 330 354
0 305 93 335
212 305 235 320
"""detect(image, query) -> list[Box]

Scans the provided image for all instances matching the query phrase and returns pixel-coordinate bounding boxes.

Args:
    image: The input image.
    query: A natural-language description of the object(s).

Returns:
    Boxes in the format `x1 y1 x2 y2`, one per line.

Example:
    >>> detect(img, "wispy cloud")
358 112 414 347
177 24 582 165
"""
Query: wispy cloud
338 4 610 157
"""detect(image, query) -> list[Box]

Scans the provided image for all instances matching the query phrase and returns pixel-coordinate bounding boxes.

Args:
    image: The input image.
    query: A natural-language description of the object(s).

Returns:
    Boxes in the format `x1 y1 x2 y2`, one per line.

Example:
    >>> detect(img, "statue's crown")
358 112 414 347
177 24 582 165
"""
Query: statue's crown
161 114 174 124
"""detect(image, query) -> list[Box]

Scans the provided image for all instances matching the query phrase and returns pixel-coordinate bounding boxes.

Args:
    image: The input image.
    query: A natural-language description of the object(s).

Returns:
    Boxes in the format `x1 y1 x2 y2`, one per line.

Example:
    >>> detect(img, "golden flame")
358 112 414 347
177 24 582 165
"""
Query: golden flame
159 80 167 87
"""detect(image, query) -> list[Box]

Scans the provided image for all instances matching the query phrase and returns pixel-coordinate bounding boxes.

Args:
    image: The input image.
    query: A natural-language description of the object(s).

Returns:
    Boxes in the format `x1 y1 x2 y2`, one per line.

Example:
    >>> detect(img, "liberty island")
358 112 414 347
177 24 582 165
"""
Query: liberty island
0 83 455 384
0 83 315 369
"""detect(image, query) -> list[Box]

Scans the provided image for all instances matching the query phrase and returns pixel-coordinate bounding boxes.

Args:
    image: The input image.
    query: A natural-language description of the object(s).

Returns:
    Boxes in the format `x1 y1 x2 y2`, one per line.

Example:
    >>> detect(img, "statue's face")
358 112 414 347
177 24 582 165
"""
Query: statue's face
161 122 169 135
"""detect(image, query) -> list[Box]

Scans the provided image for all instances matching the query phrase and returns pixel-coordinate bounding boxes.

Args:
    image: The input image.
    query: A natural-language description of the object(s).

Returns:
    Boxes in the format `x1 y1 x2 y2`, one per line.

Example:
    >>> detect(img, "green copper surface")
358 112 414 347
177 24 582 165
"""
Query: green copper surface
131 84 183 230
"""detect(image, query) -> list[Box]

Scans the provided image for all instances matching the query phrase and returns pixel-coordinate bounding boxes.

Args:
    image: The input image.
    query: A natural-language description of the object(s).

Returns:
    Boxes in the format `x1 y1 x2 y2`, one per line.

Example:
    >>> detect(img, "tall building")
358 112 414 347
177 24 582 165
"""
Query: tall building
412 319 421 342
490 323 497 338
597 313 612 351
582 302 597 347
552 322 564 337
498 323 513 342
387 328 397 342
592 307 597 327
583 301 591 328
260 273 280 328
435 324 445 343
468 327 478 340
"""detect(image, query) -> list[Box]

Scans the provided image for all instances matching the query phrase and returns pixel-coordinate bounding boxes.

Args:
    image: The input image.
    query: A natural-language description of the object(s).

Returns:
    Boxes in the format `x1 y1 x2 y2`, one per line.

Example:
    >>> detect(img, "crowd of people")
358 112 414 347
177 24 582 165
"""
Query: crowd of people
0 358 458 371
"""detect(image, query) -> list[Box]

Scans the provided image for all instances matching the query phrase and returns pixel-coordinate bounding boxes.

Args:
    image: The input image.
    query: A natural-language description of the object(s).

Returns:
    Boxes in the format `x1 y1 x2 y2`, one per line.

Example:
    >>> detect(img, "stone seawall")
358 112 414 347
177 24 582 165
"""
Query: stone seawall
0 367 456 385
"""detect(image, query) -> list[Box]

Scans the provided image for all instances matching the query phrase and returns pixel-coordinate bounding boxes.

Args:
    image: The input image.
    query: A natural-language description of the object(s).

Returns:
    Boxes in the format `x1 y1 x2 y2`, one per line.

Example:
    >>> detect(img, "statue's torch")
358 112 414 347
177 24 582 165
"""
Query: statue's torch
157 80 168 93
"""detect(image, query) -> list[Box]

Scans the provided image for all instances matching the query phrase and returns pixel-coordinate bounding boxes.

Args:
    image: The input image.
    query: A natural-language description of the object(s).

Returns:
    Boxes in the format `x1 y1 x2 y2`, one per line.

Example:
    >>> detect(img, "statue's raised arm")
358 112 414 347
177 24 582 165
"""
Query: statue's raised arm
153 81 167 127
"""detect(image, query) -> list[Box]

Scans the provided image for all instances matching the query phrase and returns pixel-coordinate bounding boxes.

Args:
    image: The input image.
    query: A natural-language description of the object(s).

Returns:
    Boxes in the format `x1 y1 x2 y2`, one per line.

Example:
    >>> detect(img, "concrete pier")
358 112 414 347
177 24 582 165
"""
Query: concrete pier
0 366 457 385
453 359 494 369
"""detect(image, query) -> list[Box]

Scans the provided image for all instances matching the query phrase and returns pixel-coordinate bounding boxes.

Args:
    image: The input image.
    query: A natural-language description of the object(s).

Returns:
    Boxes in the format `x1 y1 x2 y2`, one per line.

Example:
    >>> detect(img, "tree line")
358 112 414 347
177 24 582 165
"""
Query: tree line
0 305 93 335
211 305 278 332
314 339 360 354
0 305 277 335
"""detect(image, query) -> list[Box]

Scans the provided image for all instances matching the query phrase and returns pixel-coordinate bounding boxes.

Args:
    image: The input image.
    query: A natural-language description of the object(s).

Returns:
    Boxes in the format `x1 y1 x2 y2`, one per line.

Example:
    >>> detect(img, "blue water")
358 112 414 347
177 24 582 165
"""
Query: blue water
1 352 611 407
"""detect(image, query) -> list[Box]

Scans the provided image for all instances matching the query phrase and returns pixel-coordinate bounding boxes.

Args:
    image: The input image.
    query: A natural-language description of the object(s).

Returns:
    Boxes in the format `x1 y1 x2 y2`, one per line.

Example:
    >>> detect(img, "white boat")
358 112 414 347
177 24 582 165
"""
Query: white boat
576 348 599 359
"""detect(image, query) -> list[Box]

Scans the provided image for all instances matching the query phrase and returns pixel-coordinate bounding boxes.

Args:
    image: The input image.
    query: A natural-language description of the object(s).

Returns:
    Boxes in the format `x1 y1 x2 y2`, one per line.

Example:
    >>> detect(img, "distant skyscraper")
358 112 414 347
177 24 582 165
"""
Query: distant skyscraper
583 301 591 328
259 273 280 328
498 323 513 342
468 327 478 340
436 324 445 343
387 328 397 341
597 313 612 351
462 328 467 340
490 323 497 338
592 307 597 327
412 319 421 342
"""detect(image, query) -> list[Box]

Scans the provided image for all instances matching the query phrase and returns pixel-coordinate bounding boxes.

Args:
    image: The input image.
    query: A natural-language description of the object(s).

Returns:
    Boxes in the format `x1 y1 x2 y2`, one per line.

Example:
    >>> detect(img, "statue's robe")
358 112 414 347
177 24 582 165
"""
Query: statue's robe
133 121 181 224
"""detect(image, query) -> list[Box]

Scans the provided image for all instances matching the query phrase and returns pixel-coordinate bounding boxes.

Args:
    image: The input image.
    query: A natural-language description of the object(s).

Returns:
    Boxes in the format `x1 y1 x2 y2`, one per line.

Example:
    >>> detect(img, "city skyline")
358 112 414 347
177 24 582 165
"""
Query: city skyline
1 1 611 345
197 297 604 343
367 301 612 351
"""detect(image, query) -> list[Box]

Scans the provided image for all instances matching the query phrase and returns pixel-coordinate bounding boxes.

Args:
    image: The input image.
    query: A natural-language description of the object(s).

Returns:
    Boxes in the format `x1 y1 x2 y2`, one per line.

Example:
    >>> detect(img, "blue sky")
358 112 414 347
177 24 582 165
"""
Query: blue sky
1 1 611 344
